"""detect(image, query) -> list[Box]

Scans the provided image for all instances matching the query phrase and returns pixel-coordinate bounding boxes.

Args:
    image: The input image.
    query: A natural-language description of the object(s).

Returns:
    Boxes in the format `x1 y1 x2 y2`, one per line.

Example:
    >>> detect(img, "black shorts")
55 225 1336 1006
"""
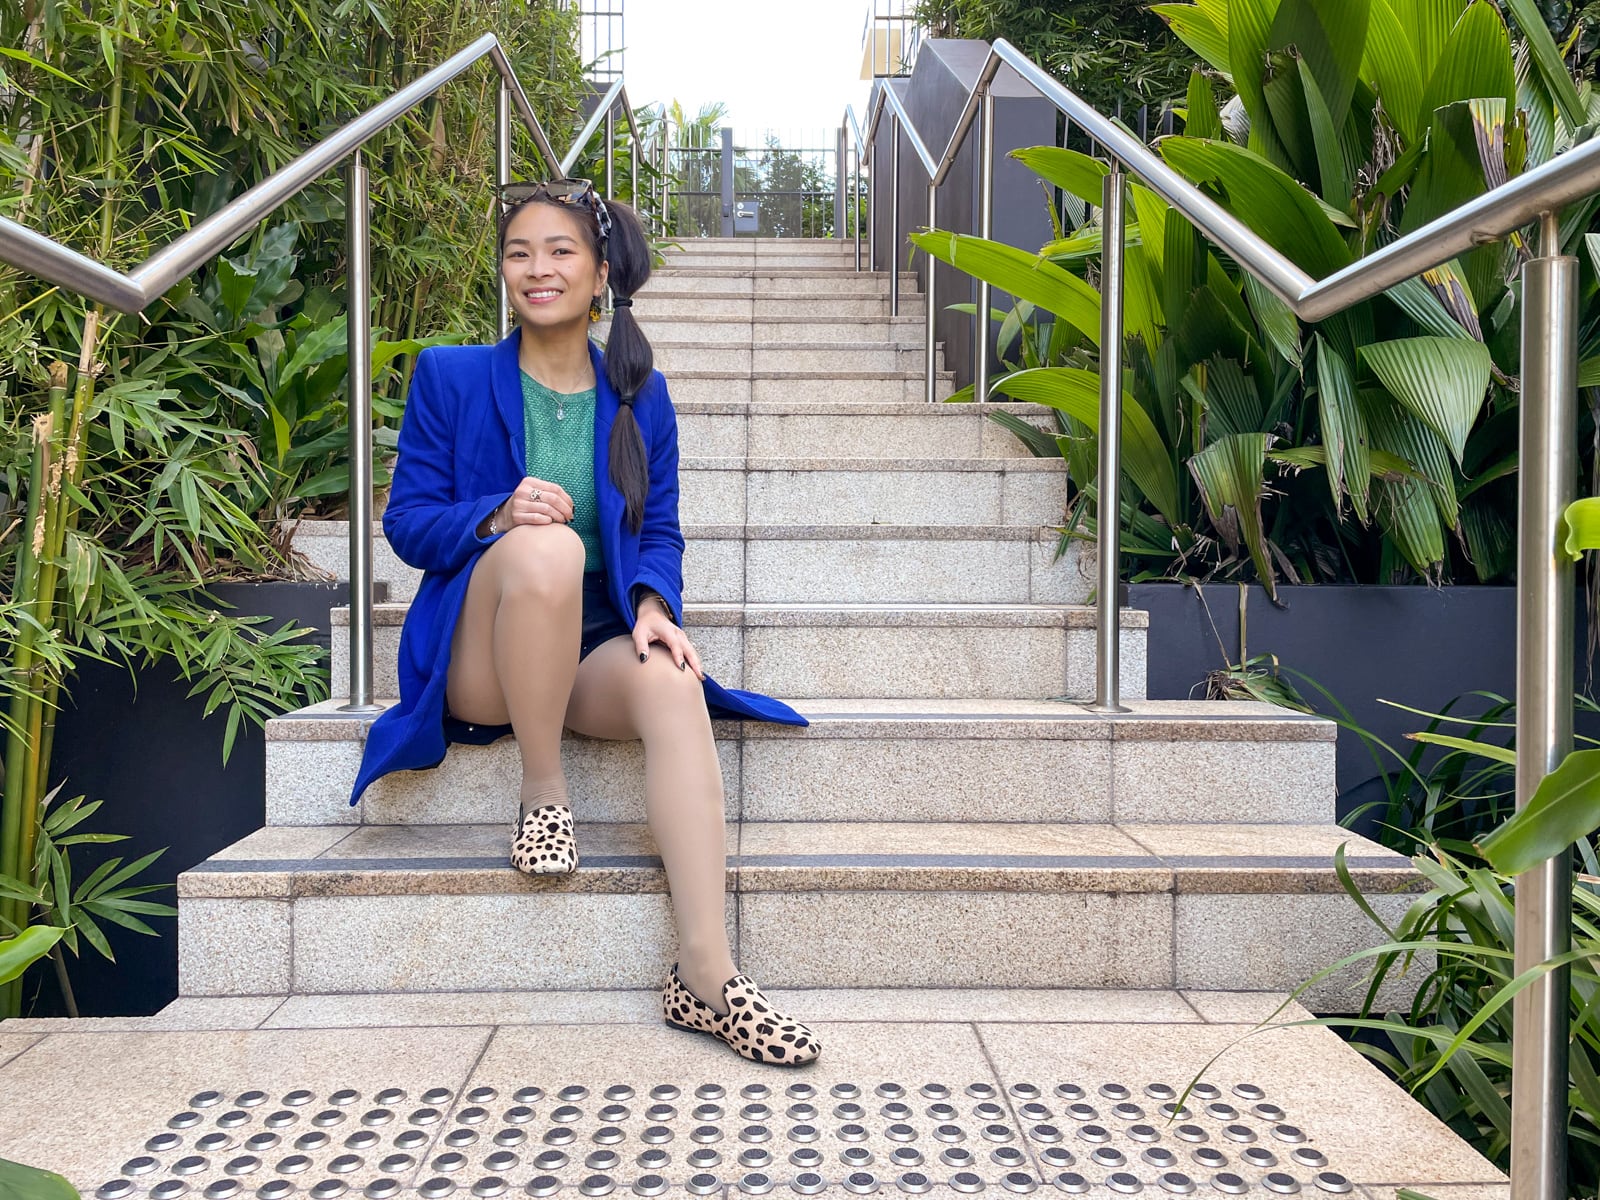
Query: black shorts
581 570 633 661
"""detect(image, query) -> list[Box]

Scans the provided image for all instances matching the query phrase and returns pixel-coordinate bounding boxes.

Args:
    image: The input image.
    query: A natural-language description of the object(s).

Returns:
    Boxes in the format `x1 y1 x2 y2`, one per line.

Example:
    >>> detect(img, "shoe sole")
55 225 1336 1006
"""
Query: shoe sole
662 1015 820 1066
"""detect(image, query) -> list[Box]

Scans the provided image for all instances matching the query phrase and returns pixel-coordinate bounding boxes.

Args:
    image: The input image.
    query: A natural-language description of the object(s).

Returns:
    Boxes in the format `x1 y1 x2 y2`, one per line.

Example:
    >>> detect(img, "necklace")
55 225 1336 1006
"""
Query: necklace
524 372 594 422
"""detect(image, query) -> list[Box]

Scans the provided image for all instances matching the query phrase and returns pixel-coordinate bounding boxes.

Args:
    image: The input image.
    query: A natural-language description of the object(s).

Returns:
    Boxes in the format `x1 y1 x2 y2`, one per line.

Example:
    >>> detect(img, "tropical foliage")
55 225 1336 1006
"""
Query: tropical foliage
915 0 1600 594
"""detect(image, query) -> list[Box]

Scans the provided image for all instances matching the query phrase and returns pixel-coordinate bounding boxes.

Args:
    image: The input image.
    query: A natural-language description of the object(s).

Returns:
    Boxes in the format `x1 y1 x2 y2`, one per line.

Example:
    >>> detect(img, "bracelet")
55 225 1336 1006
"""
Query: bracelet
642 591 674 621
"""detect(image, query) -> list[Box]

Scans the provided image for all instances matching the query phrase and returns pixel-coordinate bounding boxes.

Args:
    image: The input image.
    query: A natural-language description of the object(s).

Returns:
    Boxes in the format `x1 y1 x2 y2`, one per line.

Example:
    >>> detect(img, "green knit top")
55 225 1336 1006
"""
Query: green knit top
521 370 602 573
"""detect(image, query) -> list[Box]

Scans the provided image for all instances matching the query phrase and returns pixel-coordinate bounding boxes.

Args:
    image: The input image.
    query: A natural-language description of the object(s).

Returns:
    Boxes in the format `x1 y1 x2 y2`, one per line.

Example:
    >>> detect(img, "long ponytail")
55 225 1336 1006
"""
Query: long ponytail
598 199 653 532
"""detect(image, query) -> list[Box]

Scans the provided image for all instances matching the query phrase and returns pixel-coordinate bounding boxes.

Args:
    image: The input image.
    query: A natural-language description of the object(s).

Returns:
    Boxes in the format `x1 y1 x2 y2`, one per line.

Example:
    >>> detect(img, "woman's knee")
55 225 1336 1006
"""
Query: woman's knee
494 523 586 600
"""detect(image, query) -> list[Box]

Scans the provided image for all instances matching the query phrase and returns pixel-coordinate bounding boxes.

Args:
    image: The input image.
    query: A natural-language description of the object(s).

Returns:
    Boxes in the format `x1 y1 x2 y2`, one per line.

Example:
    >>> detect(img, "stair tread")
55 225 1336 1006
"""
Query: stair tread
680 455 1061 470
297 522 1066 541
330 602 1148 628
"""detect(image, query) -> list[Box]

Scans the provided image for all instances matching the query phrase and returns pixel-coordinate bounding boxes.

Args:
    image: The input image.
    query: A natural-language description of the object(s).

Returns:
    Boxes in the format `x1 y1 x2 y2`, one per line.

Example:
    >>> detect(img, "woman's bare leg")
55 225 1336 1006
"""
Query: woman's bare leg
564 636 737 1013
446 523 586 815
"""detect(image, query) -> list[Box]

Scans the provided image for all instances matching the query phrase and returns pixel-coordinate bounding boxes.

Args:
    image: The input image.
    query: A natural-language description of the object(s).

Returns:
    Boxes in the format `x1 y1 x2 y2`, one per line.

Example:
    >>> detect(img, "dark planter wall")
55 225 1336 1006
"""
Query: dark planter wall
16 581 347 1017
1131 582 1597 831
868 40 1057 390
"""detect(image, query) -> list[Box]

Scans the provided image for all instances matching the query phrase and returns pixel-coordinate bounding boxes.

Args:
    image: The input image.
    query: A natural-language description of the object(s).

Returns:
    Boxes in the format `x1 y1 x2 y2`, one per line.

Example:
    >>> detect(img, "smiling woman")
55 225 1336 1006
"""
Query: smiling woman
346 179 821 1067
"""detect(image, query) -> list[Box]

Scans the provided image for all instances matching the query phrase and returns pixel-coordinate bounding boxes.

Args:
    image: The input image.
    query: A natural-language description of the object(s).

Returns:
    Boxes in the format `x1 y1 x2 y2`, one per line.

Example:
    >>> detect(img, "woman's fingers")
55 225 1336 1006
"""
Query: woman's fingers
513 477 575 525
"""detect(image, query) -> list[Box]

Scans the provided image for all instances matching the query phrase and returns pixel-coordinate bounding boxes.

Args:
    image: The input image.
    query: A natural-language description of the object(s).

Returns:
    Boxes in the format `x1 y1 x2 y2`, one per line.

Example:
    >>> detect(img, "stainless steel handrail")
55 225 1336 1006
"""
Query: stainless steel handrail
0 33 652 719
856 33 1585 1200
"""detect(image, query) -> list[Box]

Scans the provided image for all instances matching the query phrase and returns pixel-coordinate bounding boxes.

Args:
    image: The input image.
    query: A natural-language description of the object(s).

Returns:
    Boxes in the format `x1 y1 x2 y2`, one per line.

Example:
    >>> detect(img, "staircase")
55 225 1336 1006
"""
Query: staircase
179 239 1418 1009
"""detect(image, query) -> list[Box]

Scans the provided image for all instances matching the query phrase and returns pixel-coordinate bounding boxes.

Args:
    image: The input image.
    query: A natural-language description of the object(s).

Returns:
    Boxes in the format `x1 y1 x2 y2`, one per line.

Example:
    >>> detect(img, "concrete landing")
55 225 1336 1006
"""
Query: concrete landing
0 991 1504 1197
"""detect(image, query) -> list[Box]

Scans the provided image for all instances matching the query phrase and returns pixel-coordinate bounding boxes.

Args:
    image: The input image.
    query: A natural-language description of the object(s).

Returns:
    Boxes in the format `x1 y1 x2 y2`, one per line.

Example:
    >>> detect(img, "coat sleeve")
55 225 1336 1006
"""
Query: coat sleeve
627 374 687 625
383 348 511 574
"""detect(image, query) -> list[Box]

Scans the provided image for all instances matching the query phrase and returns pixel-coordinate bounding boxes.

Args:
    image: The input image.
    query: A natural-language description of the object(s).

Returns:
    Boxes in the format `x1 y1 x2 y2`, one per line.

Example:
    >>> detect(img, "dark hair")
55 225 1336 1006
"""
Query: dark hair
499 192 654 532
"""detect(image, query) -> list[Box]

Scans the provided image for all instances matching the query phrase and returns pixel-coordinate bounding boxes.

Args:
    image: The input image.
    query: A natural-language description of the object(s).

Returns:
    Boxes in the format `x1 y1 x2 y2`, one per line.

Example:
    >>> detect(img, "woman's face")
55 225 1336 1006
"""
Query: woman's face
500 202 609 333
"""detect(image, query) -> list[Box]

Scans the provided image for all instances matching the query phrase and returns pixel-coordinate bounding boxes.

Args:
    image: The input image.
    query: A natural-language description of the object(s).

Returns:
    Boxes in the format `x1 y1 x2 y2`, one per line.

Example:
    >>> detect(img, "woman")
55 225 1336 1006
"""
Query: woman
347 179 821 1066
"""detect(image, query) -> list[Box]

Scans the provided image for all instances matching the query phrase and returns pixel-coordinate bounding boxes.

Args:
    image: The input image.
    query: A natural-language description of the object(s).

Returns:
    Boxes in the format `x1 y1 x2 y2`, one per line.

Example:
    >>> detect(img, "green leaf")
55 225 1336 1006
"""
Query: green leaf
1009 147 1109 210
0 1154 80 1200
1400 0 1472 82
1155 3 1233 73
1360 336 1492 463
1298 57 1351 208
1229 0 1291 167
0 46 85 86
1419 0 1515 117
909 230 1103 347
1479 747 1600 874
1188 432 1279 599
0 925 66 986
1244 275 1301 369
1314 336 1372 523
1185 70 1222 141
1500 0 1587 130
1361 0 1426 142
989 367 1183 524
1408 730 1518 764
1270 0 1369 128
1580 357 1600 390
1563 497 1600 561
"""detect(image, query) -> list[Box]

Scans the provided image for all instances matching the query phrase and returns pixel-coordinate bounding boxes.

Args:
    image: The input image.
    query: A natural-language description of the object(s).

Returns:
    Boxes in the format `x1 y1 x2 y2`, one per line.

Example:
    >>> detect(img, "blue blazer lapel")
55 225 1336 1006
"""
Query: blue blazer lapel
490 330 525 471
588 339 627 591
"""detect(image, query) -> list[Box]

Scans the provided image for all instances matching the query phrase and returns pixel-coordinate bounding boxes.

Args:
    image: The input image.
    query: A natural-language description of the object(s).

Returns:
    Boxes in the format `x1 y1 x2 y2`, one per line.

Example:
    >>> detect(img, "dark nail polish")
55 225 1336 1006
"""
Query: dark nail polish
639 652 648 662
678 661 687 671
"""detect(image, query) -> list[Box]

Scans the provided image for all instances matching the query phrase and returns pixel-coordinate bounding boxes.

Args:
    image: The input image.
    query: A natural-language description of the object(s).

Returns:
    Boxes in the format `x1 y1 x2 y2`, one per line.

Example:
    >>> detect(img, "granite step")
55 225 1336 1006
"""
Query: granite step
601 314 929 344
265 698 1334 828
174 818 1417 1007
660 254 871 270
291 523 1091 606
664 370 955 404
328 602 1149 702
631 292 924 318
652 342 929 374
645 270 921 296
674 400 1049 460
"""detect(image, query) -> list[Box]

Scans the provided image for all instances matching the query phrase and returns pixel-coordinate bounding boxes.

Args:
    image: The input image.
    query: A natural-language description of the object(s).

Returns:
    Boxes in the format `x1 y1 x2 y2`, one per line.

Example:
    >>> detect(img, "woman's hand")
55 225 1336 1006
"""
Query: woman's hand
499 476 575 527
633 603 705 679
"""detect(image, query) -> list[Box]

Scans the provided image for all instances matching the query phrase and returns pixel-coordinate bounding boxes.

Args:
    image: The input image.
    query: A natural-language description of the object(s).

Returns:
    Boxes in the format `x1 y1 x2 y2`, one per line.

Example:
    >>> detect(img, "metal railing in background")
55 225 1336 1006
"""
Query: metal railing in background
859 0 923 79
0 32 649 718
849 34 1598 1200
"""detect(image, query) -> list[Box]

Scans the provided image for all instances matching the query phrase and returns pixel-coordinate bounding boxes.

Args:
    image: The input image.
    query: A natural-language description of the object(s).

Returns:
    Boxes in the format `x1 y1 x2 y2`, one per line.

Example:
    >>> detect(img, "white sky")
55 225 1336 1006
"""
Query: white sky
615 0 874 147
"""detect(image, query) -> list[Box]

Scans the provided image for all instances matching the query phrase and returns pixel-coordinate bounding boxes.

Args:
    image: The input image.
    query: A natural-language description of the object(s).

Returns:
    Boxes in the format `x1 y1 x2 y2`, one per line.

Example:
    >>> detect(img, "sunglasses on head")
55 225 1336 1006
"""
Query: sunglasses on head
498 178 613 241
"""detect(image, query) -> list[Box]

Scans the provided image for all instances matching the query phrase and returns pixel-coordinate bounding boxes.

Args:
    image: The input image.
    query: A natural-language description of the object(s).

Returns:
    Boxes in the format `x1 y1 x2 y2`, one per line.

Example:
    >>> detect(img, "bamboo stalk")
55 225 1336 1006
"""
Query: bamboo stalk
21 365 70 842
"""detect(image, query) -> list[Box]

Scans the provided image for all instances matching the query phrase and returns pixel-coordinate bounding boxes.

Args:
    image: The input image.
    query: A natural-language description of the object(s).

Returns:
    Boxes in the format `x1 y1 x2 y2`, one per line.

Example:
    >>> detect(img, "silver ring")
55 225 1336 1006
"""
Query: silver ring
531 489 542 503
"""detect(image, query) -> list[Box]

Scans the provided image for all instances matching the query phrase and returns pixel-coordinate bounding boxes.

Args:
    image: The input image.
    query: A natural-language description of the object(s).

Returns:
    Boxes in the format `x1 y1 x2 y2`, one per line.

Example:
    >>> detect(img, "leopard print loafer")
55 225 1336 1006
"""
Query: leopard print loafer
510 802 579 875
661 962 822 1065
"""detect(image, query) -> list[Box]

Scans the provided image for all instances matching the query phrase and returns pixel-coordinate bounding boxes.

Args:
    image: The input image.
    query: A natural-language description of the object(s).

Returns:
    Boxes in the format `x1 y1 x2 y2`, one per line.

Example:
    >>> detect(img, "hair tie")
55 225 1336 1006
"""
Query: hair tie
612 297 633 308
618 396 635 408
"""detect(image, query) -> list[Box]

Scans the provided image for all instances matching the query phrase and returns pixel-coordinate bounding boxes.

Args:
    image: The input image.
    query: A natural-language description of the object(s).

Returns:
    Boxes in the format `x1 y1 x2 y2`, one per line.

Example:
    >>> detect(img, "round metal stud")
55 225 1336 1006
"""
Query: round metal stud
578 1177 615 1198
523 1177 561 1198
881 1102 912 1120
838 1124 870 1143
877 1082 908 1099
1243 1147 1279 1169
1143 1148 1178 1168
790 1104 820 1121
173 1156 210 1176
1313 1175 1351 1195
890 1147 924 1167
1064 1104 1097 1122
1273 1126 1308 1144
647 1104 678 1122
218 1111 252 1130
311 1183 348 1200
1232 1085 1265 1102
1029 1125 1062 1144
257 1184 293 1200
1074 1124 1110 1144
1049 1174 1089 1195
278 1155 314 1175
1145 1084 1177 1101
225 1156 263 1176
419 1180 457 1199
593 1127 626 1145
204 1183 242 1200
599 1105 630 1123
919 1084 951 1100
378 1156 416 1174
933 1125 965 1144
1192 1148 1227 1169
459 1107 493 1126
885 1124 917 1143
689 1150 722 1169
642 1126 674 1144
687 1174 721 1196
740 1148 774 1169
927 1103 957 1120
462 1086 496 1104
1009 1083 1041 1099
472 1181 509 1199
1190 1085 1220 1101
790 1149 824 1169
789 1125 820 1143
295 1133 331 1152
896 1172 932 1194
1019 1103 1051 1121
743 1084 772 1100
485 1153 518 1173
1157 1175 1197 1197
791 1173 827 1195
445 1129 479 1149
147 1133 184 1153
948 1173 982 1195
345 1131 379 1152
1105 1174 1142 1195
364 1183 402 1200
650 1085 681 1101
97 1183 136 1200
1158 1104 1192 1121
965 1084 997 1100
1263 1175 1301 1195
600 1085 633 1102
1097 1084 1130 1101
1128 1125 1161 1144
170 1112 205 1130
1112 1103 1145 1122
696 1085 726 1101
284 1091 317 1107
633 1178 669 1198
535 1152 569 1171
691 1125 723 1144
237 1091 271 1107
990 1146 1025 1167
329 1089 361 1107
833 1104 865 1121
496 1129 529 1148
151 1183 189 1200
1174 1126 1207 1143
514 1088 545 1104
1052 1085 1085 1101
585 1151 621 1171
1001 1173 1036 1194
1290 1149 1328 1169
939 1148 975 1168
1090 1147 1127 1169
693 1104 724 1122
410 1108 444 1126
432 1152 469 1173
973 1103 1004 1121
361 1109 395 1127
1254 1104 1287 1122
842 1148 873 1167
787 1084 818 1101
122 1157 161 1176
1039 1148 1075 1169
1205 1104 1239 1122
375 1089 408 1106
265 1111 298 1129
979 1124 1013 1142
558 1087 589 1103
1221 1126 1256 1145
544 1128 577 1146
1209 1175 1248 1197
245 1135 279 1153
742 1125 773 1143
551 1106 583 1124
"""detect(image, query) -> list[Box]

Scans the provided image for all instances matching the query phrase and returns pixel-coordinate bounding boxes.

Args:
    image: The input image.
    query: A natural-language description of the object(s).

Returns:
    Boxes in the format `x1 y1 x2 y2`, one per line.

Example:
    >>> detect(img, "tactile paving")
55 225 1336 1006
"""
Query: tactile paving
93 1081 1354 1198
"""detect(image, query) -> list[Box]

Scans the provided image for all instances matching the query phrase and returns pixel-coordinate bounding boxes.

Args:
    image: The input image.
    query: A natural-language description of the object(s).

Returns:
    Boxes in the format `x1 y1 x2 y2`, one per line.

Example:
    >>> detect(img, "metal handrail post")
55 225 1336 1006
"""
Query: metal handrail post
605 107 616 199
853 144 863 271
1089 164 1129 714
974 87 995 404
836 126 847 240
890 114 901 316
341 150 380 714
495 82 511 339
630 122 639 206
1511 211 1577 1200
868 134 877 272
924 179 938 405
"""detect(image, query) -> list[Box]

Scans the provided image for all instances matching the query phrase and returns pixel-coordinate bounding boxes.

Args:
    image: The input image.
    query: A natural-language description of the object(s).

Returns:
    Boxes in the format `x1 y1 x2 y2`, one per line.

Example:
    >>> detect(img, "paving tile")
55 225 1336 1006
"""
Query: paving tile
975 1022 1503 1186
1178 991 1315 1025
264 990 664 1028
177 898 292 995
0 1031 42 1068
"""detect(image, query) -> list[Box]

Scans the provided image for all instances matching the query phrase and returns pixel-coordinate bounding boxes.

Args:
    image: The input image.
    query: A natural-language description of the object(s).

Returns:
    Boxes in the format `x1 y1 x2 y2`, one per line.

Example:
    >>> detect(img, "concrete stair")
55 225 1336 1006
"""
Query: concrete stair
184 235 1414 1018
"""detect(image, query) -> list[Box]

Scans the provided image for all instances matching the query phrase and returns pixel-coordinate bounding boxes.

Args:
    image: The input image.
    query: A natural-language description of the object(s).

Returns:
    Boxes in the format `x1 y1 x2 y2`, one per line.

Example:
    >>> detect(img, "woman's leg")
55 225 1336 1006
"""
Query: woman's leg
564 636 737 1013
446 523 586 815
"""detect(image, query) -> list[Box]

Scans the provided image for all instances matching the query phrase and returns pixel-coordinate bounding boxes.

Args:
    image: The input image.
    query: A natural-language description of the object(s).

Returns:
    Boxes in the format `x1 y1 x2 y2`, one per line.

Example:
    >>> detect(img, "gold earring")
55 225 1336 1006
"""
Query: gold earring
590 297 603 323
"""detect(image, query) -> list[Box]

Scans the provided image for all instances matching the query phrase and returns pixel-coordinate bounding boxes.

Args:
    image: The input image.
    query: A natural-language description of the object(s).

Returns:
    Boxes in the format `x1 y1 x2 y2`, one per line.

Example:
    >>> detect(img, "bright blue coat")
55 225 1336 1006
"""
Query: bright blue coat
347 330 808 807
